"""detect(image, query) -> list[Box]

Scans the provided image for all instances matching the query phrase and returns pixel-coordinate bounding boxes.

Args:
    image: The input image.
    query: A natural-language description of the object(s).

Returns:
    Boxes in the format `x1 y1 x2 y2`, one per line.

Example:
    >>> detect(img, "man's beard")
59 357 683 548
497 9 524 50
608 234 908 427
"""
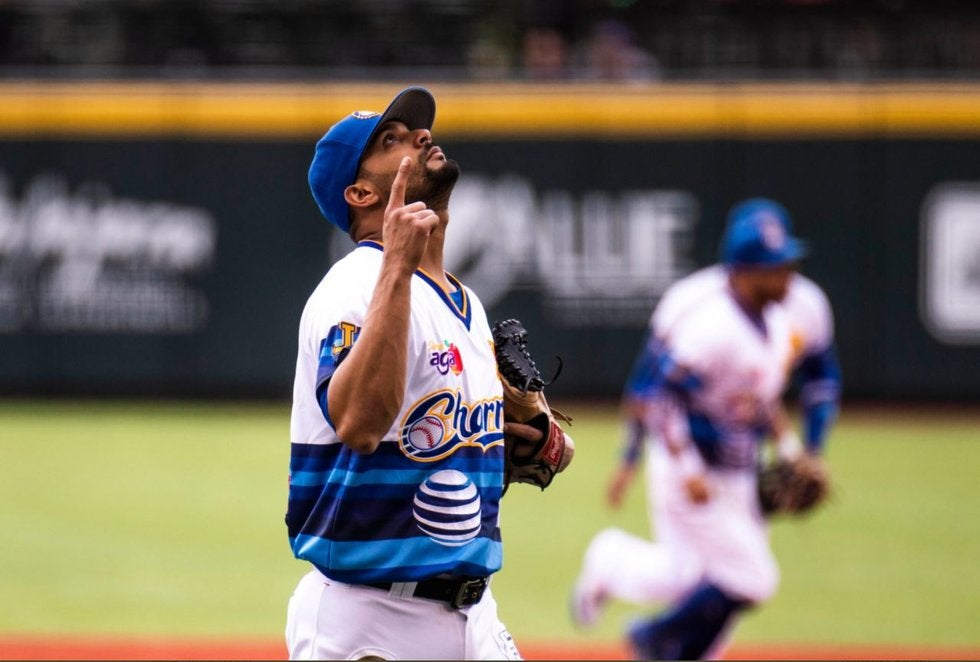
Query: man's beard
407 155 460 212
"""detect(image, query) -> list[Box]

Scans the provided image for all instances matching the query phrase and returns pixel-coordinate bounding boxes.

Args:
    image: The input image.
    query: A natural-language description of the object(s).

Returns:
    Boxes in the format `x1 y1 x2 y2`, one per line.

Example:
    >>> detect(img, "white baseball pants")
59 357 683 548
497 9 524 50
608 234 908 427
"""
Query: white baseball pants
585 443 778 607
286 569 522 660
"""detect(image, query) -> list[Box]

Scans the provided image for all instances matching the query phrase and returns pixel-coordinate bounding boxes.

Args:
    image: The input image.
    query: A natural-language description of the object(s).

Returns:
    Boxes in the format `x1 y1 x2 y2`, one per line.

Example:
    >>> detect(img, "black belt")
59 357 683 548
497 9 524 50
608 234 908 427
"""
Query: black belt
366 576 489 609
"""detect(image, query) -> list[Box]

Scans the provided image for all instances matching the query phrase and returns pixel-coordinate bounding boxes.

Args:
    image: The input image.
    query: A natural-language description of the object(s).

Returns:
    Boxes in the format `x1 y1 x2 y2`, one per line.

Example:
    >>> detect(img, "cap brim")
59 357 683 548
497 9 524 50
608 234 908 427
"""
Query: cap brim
373 87 435 140
762 239 807 267
727 238 808 269
782 238 808 262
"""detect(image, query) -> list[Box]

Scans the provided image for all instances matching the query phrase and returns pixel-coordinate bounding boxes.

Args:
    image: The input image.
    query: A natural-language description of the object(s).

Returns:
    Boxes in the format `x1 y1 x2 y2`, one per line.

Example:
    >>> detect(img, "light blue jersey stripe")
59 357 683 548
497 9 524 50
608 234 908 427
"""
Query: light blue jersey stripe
293 533 503 575
291 467 504 489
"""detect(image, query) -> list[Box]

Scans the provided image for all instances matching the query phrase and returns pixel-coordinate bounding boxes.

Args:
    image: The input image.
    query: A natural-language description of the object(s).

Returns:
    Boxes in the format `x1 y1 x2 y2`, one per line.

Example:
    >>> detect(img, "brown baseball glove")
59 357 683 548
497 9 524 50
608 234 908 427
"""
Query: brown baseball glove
758 454 831 516
492 318 574 491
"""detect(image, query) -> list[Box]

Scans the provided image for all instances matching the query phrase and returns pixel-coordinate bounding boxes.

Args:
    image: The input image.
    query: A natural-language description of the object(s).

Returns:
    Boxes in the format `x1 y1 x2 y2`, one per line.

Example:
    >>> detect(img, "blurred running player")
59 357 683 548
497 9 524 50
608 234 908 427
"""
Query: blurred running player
572 198 841 660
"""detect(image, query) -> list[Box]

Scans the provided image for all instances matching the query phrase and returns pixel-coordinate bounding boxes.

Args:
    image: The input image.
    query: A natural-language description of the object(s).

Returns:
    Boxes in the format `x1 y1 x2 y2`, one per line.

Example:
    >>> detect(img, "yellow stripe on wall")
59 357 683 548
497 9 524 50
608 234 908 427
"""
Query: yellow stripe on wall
2 81 980 139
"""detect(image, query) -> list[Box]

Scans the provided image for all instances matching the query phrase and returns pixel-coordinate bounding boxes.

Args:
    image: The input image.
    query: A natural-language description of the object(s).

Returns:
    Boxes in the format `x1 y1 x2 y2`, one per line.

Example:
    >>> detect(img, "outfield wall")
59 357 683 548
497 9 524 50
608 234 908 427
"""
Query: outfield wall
2 81 980 399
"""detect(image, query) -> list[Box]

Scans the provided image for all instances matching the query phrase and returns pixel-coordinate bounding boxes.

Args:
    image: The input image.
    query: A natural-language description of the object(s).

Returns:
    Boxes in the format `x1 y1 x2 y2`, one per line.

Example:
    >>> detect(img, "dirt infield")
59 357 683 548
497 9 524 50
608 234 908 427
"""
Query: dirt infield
2 634 979 661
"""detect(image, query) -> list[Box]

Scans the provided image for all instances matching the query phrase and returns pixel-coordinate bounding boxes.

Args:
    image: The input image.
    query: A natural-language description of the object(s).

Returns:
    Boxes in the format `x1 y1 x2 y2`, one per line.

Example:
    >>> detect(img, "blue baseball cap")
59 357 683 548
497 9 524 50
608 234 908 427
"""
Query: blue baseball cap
308 87 436 232
720 197 807 267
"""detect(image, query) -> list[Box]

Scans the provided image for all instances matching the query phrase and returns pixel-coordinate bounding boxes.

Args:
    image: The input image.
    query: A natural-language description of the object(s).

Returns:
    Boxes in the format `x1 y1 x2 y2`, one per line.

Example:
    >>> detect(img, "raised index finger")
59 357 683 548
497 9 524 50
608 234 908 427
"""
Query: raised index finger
387 156 412 211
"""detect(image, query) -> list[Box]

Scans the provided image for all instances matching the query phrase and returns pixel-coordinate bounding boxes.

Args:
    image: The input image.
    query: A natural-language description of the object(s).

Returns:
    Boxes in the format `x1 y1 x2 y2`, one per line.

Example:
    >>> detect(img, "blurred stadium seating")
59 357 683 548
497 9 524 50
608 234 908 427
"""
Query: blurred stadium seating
1 0 979 81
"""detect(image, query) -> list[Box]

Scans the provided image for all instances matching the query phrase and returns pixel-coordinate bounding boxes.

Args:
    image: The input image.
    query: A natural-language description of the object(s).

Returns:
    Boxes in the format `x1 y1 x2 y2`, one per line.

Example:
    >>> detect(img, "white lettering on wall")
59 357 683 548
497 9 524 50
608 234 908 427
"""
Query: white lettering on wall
331 173 699 327
0 173 216 334
921 182 980 344
444 175 698 327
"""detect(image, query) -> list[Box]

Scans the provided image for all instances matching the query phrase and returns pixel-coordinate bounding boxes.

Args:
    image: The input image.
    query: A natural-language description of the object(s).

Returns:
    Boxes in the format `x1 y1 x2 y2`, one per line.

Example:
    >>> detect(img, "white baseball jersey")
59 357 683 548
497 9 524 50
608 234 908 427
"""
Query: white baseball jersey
287 240 506 585
661 285 795 469
653 264 833 363
646 264 839 450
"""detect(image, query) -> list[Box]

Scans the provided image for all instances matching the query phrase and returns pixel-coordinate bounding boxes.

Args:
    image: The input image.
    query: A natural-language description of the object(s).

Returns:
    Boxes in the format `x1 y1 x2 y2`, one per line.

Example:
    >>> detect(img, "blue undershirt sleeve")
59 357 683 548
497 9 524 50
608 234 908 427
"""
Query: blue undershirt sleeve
796 344 842 454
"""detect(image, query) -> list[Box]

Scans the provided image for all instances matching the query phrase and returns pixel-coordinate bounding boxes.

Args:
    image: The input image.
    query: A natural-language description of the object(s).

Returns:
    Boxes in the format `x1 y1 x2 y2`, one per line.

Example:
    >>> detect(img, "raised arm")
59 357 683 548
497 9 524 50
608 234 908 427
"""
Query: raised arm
326 157 439 453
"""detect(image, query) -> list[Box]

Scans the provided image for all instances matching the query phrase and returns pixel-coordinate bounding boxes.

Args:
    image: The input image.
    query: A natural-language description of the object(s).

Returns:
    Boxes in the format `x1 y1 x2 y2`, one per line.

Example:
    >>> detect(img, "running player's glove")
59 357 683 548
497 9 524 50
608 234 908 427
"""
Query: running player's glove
492 318 574 491
757 454 830 515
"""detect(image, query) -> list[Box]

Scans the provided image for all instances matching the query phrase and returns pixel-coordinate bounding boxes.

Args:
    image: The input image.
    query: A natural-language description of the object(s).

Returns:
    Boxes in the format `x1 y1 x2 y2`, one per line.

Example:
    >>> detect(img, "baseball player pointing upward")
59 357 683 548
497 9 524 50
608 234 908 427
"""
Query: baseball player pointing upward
285 88 527 660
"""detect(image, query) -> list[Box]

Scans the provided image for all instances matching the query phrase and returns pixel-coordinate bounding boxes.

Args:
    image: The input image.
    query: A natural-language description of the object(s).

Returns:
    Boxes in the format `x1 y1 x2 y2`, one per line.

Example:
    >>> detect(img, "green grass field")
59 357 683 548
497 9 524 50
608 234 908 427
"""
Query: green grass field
1 399 978 649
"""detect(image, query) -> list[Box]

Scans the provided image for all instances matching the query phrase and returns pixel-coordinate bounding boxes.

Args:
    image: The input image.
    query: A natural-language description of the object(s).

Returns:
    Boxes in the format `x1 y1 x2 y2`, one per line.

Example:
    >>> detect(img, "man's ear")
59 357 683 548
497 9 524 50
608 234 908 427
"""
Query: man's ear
344 180 381 211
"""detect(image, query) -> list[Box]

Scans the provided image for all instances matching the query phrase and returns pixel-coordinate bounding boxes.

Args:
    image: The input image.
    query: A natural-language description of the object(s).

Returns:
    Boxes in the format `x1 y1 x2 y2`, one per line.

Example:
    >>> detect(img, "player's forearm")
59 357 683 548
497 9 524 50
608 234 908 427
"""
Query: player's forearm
797 346 842 452
623 333 661 398
802 396 838 453
620 414 645 467
328 269 412 453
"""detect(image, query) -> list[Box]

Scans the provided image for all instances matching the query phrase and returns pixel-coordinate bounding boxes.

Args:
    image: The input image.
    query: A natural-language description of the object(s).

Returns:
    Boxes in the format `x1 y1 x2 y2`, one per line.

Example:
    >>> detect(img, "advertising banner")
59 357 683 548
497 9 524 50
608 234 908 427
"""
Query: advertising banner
2 82 979 399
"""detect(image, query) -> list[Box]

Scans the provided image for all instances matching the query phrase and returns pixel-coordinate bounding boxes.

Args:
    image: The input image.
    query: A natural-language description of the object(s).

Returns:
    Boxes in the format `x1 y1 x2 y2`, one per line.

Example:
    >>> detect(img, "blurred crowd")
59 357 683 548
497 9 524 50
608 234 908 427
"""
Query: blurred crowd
1 0 979 80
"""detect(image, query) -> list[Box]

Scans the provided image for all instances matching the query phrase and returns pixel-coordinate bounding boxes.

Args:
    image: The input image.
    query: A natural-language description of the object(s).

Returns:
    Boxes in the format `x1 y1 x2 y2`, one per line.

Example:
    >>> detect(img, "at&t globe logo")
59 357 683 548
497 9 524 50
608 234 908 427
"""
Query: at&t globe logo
412 470 482 547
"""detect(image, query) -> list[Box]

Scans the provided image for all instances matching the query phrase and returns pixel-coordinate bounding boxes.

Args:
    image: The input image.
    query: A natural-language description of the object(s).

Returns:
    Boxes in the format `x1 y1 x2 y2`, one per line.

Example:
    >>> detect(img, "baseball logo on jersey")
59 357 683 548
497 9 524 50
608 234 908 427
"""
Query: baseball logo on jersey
429 340 464 376
399 389 504 461
406 415 446 451
412 469 482 547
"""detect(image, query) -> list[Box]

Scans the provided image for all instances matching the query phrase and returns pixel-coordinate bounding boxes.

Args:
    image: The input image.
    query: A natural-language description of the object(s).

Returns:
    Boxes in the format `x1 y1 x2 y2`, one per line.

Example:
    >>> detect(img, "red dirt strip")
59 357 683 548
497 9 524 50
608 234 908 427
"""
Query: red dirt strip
1 634 979 660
